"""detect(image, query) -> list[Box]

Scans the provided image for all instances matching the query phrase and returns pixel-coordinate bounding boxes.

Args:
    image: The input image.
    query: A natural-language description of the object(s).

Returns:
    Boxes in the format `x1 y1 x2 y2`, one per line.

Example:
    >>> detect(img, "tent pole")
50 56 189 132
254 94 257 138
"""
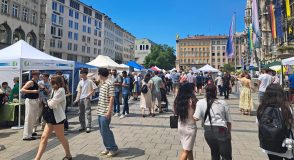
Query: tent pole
11 68 23 130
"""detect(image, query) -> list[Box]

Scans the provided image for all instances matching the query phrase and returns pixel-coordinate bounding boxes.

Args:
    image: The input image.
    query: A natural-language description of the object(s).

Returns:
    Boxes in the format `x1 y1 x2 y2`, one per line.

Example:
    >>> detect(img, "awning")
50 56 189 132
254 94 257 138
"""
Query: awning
127 61 145 70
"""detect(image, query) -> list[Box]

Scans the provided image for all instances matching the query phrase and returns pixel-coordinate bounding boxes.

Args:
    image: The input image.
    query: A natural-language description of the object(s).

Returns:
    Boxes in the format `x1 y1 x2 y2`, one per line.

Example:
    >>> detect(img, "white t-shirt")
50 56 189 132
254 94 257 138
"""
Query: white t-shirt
193 99 232 128
77 79 97 100
258 74 273 92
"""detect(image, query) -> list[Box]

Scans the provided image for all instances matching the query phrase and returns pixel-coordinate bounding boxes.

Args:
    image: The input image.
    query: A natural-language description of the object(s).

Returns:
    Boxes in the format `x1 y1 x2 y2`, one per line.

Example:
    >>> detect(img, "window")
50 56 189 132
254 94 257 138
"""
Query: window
57 0 65 3
94 29 97 36
98 40 101 46
146 45 149 50
217 46 220 50
1 0 8 13
69 9 73 17
51 26 56 35
88 17 91 24
67 54 77 61
75 11 79 19
51 14 57 23
57 40 62 48
212 53 215 56
57 28 63 37
59 5 64 13
69 20 73 28
52 1 57 11
87 27 91 34
68 31 72 39
74 22 78 30
68 43 72 50
94 39 97 45
217 53 220 56
32 12 37 24
87 37 90 43
83 6 92 16
70 0 80 10
12 4 19 17
82 35 86 42
95 12 102 20
83 15 86 22
73 44 78 51
22 8 28 21
217 41 220 45
94 48 97 54
95 20 98 27
74 33 78 41
222 46 225 50
223 53 225 56
50 39 55 47
140 45 142 50
59 17 63 25
87 47 90 53
82 25 86 32
82 46 85 52
98 31 101 37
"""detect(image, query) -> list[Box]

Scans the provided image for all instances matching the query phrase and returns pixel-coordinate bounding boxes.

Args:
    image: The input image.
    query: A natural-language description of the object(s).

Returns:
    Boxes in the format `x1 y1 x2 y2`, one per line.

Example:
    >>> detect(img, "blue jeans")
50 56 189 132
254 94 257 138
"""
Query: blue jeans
98 116 118 151
113 92 120 113
122 94 129 115
218 85 223 96
259 91 265 103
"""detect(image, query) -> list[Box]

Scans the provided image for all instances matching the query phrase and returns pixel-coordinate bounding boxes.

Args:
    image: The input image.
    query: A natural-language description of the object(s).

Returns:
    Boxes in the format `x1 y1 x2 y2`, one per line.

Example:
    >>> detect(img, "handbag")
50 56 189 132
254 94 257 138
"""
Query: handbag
170 115 178 128
42 92 55 123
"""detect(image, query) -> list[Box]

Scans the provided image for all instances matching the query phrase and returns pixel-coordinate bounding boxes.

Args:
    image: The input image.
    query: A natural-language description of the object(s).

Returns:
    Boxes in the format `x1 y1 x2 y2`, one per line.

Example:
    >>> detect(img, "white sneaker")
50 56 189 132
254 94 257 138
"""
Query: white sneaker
120 115 125 119
100 150 109 156
114 113 119 117
106 149 119 157
125 113 129 116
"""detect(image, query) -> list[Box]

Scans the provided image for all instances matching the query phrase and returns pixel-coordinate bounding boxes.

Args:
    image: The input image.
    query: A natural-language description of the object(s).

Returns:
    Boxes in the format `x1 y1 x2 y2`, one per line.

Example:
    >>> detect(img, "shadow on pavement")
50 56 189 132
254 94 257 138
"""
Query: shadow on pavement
75 154 100 160
0 131 18 138
115 147 145 159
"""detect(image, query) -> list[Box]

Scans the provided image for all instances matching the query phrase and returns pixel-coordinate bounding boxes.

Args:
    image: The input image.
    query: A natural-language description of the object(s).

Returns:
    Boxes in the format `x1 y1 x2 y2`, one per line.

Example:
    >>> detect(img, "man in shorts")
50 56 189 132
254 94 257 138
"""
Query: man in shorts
151 71 164 114
171 70 181 96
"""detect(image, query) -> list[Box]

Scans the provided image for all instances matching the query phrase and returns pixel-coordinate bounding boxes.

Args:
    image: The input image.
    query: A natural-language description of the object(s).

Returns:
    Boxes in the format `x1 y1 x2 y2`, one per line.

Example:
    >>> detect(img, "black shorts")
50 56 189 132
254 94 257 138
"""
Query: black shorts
48 119 65 125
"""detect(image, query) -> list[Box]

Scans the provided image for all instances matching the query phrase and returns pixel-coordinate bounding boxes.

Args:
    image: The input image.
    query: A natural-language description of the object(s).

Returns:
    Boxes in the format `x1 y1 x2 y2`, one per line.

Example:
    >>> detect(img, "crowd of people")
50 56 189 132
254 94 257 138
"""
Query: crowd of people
2 66 294 159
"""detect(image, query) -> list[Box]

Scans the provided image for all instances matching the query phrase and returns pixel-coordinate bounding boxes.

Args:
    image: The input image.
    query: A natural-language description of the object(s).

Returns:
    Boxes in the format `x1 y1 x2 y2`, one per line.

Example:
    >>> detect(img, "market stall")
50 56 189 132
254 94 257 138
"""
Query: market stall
198 64 219 72
0 40 74 129
87 55 122 69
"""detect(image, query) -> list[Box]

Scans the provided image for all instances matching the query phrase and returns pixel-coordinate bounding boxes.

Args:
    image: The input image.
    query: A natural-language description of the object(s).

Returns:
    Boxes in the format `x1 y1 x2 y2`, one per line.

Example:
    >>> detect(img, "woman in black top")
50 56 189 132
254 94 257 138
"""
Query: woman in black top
21 70 40 141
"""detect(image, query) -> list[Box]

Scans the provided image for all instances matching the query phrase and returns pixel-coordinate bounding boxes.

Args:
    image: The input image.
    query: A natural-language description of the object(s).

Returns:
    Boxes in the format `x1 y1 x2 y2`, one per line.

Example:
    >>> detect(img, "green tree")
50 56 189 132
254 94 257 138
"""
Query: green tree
144 44 176 70
222 63 235 72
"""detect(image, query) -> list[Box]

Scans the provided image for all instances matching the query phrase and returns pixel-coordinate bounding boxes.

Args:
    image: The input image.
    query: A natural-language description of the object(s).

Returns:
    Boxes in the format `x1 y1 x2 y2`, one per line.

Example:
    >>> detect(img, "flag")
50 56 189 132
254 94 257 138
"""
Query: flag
226 14 235 58
252 0 261 37
248 25 254 54
269 3 277 39
274 0 284 39
286 0 291 19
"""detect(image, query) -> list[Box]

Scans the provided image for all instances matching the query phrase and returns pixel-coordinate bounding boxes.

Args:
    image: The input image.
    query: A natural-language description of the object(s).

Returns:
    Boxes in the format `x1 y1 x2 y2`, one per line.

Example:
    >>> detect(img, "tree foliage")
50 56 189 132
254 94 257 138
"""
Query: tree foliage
222 63 235 72
144 44 176 70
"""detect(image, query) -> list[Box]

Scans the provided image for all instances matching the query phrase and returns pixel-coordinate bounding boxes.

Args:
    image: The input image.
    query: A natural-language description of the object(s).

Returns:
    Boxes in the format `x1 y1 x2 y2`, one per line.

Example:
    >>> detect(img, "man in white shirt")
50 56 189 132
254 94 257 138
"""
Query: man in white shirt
215 74 223 96
258 69 273 102
74 69 97 133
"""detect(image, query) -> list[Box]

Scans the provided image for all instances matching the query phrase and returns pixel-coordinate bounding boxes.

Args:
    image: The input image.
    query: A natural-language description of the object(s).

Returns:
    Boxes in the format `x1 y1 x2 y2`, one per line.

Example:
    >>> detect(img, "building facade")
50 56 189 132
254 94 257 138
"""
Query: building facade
0 0 135 64
122 31 135 64
134 38 156 65
176 35 243 71
0 0 40 48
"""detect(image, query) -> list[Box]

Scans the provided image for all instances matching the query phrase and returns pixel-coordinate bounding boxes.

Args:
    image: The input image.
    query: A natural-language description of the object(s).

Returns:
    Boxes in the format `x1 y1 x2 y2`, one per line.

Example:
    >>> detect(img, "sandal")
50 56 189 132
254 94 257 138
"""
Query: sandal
62 156 72 160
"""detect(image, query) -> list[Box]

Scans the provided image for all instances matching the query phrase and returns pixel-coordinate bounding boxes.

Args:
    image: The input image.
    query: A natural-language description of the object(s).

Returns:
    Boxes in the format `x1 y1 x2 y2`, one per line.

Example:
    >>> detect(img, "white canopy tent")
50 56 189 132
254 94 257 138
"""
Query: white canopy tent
87 55 121 69
0 40 74 129
198 64 219 72
282 57 294 65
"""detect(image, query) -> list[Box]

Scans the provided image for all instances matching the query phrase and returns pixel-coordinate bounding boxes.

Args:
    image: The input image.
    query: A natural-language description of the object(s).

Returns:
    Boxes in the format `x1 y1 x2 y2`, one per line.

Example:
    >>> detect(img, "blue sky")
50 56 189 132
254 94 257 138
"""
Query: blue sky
81 0 246 48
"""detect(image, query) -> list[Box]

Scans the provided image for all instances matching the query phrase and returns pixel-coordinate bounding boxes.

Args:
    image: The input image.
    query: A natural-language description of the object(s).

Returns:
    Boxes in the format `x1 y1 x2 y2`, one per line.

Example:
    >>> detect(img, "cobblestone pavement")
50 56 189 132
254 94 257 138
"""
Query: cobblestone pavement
0 92 267 160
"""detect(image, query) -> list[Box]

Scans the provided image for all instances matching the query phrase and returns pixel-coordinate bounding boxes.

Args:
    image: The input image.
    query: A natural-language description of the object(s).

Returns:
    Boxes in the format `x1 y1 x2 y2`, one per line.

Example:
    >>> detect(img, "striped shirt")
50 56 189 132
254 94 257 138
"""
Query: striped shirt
97 79 115 116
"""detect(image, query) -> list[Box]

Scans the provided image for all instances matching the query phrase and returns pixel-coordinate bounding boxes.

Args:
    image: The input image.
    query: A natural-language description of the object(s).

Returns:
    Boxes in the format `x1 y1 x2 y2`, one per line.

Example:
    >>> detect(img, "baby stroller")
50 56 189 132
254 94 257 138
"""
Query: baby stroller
160 88 168 111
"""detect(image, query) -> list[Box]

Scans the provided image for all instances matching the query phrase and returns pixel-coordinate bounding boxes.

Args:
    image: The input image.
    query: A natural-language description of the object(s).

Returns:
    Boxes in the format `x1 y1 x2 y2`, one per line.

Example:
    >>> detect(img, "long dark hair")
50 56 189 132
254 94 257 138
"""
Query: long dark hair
174 83 197 123
144 74 151 83
204 84 218 126
257 84 293 127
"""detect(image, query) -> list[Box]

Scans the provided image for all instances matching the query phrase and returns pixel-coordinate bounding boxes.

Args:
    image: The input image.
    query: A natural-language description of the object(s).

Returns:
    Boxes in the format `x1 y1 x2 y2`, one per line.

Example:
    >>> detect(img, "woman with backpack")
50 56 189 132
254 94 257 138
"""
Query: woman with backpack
193 84 232 160
257 84 294 160
140 74 154 117
174 83 197 160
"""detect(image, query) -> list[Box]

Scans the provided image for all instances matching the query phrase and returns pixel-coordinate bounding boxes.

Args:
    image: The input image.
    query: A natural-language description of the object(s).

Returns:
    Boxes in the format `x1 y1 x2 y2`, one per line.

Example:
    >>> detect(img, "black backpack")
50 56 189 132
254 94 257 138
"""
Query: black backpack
258 106 290 153
141 84 148 94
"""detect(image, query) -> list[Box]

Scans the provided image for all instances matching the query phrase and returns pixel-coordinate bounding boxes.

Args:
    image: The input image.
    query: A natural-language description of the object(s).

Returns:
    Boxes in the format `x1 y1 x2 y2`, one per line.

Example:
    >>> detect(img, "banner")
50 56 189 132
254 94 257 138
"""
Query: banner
226 14 235 58
275 0 284 40
269 3 277 39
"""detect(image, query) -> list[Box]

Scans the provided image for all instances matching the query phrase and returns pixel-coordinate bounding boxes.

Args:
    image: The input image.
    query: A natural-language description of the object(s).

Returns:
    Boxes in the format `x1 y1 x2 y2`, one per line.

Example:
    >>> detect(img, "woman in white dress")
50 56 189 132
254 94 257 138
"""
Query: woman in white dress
140 74 153 117
174 83 197 160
